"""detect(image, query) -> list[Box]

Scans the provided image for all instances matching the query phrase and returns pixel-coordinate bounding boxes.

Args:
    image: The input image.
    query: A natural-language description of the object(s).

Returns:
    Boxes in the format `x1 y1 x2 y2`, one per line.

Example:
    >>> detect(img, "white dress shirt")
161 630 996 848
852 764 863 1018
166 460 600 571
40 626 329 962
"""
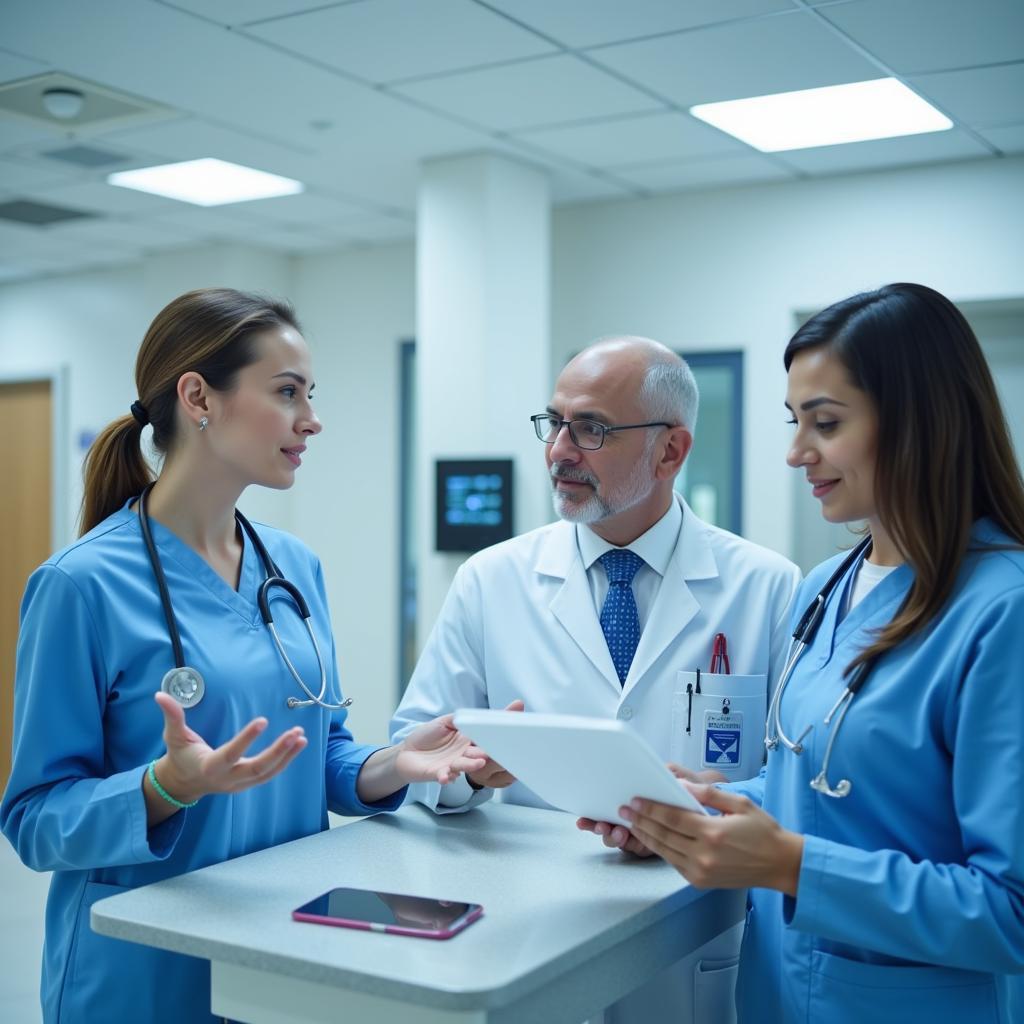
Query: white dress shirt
575 497 682 631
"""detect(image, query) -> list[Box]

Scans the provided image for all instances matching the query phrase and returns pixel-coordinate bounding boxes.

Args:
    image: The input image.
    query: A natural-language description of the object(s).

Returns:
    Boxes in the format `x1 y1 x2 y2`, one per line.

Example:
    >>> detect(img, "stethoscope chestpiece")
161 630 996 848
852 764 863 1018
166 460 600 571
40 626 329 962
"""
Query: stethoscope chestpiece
810 772 852 799
161 666 206 709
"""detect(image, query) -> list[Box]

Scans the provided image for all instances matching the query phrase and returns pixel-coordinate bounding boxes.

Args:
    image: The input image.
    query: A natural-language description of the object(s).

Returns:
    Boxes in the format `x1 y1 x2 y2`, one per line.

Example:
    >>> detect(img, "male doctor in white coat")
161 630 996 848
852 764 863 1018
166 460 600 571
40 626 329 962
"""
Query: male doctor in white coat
391 336 800 1023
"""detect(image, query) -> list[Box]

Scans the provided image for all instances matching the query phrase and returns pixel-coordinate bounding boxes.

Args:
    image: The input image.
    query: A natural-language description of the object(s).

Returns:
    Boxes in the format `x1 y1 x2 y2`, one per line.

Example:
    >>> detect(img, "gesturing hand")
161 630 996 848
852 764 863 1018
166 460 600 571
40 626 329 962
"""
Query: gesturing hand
394 714 488 786
150 691 308 809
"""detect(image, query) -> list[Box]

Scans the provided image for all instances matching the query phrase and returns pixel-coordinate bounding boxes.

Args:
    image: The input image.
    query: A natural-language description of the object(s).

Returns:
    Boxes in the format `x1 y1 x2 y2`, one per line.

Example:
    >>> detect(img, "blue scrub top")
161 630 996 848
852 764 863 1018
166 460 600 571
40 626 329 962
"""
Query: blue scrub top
0 501 404 1024
728 519 1024 1023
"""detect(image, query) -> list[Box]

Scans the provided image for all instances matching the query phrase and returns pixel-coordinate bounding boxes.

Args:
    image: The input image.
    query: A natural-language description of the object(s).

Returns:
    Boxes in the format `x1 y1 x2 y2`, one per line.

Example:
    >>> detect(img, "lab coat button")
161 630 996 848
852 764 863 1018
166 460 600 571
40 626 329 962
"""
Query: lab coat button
620 706 633 720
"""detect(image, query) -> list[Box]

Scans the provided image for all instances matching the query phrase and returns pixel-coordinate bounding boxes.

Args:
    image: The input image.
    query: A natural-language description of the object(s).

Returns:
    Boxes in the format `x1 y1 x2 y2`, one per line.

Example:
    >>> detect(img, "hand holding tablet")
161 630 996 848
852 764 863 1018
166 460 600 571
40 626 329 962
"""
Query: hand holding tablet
452 710 707 826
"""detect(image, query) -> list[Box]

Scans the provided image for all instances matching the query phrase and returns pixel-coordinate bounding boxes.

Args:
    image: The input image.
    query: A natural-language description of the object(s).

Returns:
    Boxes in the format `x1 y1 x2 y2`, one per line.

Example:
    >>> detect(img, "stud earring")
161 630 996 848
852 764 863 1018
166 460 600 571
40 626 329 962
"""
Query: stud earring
198 416 208 432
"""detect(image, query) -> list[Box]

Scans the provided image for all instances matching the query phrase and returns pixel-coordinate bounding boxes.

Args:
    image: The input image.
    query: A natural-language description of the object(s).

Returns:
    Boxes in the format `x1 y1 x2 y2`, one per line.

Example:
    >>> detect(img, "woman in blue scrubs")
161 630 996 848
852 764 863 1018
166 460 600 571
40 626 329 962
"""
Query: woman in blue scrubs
621 283 1024 1022
0 288 487 1024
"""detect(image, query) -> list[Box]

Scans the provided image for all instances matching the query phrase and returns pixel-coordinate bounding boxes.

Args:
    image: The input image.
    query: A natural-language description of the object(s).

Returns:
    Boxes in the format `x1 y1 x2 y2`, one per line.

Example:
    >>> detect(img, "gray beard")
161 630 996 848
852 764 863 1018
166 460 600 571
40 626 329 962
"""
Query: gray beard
550 443 657 524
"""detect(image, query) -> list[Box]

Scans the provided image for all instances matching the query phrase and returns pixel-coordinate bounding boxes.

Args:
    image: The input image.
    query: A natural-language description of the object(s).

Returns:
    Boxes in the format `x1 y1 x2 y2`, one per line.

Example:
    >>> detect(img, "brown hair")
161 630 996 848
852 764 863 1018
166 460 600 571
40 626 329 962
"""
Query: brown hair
785 282 1024 672
80 288 300 534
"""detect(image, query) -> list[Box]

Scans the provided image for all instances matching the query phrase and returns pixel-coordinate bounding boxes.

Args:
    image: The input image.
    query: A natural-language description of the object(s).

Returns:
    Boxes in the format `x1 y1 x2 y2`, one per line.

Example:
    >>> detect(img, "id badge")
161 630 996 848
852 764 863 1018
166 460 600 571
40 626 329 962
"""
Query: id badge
702 703 743 769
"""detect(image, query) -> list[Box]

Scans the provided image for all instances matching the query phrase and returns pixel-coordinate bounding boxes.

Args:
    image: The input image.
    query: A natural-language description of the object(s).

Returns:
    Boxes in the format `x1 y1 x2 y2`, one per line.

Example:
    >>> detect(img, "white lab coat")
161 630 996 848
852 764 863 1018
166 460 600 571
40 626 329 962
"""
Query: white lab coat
392 497 800 1024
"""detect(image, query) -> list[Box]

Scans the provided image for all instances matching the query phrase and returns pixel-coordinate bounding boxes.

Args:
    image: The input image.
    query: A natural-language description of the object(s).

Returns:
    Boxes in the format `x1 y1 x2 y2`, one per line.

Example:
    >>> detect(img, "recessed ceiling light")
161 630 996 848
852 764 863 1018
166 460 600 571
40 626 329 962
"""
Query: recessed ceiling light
108 158 303 206
690 78 953 153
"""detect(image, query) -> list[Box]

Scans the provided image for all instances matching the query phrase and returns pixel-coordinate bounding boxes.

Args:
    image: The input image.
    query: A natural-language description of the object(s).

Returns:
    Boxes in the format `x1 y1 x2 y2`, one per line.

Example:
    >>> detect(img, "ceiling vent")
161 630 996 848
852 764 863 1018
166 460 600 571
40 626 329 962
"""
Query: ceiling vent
0 72 176 136
0 199 96 226
41 143 130 168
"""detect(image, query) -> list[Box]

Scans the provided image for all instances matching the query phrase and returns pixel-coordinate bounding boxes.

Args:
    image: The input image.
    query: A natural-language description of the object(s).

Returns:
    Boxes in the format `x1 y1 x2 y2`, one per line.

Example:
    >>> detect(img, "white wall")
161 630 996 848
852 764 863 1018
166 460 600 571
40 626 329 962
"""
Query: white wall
292 242 415 743
551 155 1024 559
2 154 1022 742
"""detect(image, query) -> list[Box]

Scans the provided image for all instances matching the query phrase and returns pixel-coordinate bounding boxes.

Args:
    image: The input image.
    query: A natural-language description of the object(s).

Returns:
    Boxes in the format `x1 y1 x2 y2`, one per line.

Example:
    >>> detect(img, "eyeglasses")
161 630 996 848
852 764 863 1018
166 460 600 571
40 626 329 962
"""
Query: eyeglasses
530 413 673 451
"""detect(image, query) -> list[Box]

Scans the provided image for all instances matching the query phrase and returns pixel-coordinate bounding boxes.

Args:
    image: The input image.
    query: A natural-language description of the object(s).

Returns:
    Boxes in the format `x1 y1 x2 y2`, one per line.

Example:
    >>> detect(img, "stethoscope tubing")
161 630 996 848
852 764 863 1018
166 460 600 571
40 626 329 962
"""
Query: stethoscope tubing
138 483 350 712
766 535 875 798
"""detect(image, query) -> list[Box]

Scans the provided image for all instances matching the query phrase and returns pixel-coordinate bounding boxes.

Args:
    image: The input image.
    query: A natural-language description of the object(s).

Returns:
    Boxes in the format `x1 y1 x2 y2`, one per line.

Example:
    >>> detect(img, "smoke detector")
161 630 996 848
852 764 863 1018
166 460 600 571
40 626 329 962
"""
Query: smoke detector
41 87 85 120
0 72 175 135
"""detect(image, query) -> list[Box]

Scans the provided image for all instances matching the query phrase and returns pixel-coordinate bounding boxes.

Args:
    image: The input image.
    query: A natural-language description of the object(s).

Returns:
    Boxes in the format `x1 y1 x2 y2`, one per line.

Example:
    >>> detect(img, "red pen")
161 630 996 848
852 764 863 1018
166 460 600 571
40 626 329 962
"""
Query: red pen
710 632 731 674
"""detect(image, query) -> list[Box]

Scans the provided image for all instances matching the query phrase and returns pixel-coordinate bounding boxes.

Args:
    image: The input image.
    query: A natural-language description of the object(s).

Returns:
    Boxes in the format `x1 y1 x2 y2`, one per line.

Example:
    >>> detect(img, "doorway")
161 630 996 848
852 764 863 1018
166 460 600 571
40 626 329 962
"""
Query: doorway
0 377 60 792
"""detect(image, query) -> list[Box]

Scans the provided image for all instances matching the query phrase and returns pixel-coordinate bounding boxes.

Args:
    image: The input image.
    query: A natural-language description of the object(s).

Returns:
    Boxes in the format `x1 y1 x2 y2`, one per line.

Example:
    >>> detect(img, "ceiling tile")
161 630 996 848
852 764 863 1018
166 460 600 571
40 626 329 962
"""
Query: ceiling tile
778 128 991 175
101 116 358 194
1 0 392 154
142 208 285 247
44 215 205 250
0 219 134 267
976 124 1024 155
24 178 180 215
245 0 555 84
592 10 881 107
613 153 792 192
394 54 661 131
202 190 373 228
225 224 337 252
820 0 1024 75
161 0 362 28
0 154 83 191
484 0 792 50
0 112 65 152
102 109 486 210
909 63 1024 129
0 45 49 82
515 111 748 168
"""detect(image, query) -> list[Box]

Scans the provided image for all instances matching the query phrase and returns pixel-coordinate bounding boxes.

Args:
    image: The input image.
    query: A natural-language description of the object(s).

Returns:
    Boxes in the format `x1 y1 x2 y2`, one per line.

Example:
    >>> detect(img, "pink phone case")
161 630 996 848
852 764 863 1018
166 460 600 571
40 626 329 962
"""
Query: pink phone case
292 903 483 940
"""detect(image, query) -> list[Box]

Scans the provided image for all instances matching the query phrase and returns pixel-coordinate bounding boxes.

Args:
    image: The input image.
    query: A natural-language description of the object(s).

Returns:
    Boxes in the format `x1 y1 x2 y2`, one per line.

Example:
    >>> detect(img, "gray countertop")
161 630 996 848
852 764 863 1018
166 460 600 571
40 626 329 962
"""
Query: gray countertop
92 802 740 1013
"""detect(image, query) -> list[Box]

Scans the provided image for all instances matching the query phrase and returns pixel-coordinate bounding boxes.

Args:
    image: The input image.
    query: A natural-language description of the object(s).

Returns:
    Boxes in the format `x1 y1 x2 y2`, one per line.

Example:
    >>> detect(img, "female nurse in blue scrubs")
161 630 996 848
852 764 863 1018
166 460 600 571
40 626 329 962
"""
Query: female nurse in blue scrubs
0 288 487 1024
620 283 1024 1023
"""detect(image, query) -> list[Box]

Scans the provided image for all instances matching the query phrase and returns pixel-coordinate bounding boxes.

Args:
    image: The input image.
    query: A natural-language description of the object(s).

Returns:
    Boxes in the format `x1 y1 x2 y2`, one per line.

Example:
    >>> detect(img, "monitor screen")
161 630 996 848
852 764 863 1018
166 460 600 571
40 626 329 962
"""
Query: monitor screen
435 459 514 553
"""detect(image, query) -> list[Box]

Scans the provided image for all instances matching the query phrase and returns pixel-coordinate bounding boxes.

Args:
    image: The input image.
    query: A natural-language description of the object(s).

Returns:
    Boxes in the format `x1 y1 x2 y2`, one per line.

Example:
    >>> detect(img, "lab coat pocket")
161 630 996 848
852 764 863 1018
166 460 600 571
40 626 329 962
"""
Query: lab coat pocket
694 956 739 1024
672 671 767 781
808 950 1000 1024
65 881 207 1024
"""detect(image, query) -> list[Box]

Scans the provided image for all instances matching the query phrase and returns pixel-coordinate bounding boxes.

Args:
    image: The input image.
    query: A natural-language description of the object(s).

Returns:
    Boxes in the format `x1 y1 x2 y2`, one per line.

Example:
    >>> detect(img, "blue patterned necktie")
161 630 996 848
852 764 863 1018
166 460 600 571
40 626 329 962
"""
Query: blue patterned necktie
598 549 644 685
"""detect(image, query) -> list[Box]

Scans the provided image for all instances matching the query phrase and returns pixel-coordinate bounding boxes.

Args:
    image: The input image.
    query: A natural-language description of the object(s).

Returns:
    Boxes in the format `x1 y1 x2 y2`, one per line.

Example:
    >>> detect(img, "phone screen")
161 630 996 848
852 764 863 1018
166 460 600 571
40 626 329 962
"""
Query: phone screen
292 887 483 939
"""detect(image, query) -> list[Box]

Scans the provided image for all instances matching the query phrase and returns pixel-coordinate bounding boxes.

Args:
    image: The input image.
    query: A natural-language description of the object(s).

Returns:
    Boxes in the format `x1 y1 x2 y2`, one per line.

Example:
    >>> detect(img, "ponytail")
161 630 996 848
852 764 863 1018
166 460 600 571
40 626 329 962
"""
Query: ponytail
80 414 153 534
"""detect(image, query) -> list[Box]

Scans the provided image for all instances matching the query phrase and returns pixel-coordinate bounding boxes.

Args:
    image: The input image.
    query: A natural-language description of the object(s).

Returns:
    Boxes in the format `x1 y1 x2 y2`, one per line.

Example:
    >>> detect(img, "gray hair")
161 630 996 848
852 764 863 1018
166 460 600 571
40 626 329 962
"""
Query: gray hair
639 355 699 434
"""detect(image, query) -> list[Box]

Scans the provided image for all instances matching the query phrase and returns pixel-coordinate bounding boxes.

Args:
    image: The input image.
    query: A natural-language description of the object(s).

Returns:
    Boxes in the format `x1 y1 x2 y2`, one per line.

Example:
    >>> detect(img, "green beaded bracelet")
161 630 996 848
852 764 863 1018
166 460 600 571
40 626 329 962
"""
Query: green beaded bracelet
147 760 199 810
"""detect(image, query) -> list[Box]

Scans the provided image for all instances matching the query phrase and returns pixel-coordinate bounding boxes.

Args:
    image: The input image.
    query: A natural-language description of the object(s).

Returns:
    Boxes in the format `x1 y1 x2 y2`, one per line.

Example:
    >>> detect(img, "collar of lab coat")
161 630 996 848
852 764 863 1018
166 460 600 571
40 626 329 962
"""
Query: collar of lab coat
533 494 720 692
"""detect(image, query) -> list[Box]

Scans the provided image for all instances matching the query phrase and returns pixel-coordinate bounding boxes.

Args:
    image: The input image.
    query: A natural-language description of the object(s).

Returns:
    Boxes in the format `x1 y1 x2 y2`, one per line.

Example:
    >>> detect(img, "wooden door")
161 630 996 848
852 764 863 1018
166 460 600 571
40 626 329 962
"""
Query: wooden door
0 380 52 793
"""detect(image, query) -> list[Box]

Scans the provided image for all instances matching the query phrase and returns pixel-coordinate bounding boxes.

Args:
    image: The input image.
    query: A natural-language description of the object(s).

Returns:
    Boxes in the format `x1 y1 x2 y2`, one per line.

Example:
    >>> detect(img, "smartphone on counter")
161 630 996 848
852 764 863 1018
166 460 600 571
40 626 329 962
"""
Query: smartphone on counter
292 887 483 940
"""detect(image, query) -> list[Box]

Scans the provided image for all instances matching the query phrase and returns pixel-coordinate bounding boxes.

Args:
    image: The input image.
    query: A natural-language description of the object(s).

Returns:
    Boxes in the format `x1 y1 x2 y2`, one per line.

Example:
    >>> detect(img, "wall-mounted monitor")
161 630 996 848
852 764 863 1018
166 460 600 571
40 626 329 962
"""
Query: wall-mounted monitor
435 458 514 553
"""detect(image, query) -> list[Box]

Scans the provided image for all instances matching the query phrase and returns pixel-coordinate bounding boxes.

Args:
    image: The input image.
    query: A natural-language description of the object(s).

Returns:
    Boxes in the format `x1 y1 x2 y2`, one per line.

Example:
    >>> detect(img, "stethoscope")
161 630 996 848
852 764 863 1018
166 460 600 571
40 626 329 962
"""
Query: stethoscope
138 483 352 713
765 535 881 799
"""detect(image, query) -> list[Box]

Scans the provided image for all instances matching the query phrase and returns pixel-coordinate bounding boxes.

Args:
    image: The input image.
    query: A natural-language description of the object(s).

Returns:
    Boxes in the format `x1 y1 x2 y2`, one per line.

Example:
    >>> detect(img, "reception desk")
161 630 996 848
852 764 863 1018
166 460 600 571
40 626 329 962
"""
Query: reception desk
92 802 744 1023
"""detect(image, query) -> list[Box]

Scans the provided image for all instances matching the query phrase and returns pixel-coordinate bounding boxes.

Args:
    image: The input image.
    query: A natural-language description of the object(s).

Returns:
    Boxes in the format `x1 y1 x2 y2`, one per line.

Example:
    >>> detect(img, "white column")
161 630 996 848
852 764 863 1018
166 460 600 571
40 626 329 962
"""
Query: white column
415 153 551 642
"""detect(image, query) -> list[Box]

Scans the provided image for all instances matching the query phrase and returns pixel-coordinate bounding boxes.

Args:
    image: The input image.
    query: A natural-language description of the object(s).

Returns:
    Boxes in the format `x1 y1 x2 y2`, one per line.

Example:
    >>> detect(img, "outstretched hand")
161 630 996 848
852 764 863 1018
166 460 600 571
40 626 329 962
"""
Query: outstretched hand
151 691 307 808
395 714 488 786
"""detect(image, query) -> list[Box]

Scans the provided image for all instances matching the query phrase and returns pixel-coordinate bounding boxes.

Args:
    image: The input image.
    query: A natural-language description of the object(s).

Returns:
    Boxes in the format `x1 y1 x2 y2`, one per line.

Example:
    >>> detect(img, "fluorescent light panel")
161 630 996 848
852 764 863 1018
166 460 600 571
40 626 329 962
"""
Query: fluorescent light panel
690 78 953 153
108 158 303 206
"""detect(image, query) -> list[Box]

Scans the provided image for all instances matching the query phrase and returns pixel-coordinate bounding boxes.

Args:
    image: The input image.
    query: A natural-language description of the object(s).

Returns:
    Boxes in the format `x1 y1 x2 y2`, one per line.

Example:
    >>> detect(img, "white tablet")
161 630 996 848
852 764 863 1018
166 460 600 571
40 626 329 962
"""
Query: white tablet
452 709 707 825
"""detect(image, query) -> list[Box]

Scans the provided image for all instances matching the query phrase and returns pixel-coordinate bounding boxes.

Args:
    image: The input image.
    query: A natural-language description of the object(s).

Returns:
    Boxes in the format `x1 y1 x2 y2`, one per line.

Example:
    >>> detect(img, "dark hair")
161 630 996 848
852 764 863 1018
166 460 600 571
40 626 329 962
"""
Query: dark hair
785 282 1024 671
80 288 301 534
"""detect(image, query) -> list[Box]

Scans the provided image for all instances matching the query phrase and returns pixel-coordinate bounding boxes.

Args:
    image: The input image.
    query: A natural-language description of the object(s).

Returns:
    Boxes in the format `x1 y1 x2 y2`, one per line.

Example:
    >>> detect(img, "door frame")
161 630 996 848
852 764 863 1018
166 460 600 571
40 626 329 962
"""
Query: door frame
0 365 70 551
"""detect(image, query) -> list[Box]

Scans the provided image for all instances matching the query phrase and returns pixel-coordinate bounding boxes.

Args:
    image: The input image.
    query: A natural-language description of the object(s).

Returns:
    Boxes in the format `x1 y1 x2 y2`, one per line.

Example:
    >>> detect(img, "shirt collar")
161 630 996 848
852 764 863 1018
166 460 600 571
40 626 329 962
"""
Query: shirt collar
576 497 682 577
